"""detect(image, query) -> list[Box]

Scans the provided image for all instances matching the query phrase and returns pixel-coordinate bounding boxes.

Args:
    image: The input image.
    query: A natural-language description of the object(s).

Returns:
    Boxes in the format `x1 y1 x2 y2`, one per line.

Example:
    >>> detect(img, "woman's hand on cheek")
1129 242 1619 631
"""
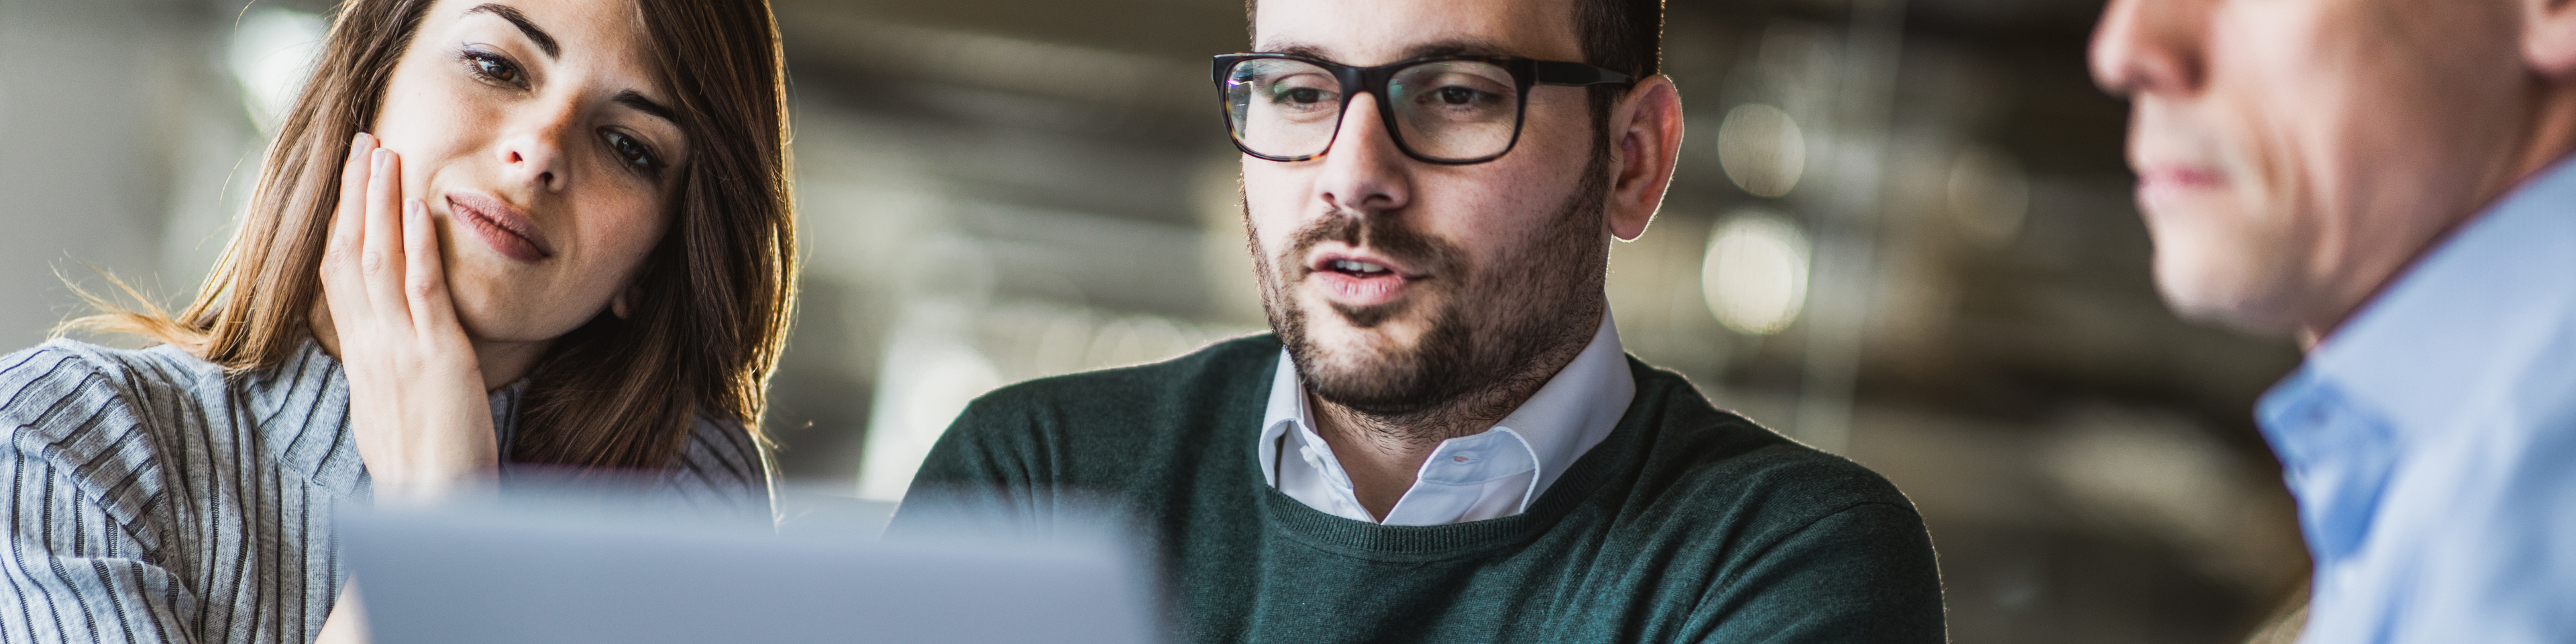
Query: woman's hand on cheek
320 132 500 506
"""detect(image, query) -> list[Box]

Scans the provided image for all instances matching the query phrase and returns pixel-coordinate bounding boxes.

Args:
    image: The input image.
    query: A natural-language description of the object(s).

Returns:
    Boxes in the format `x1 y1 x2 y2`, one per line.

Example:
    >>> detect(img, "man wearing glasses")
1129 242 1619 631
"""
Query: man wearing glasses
891 0 1945 640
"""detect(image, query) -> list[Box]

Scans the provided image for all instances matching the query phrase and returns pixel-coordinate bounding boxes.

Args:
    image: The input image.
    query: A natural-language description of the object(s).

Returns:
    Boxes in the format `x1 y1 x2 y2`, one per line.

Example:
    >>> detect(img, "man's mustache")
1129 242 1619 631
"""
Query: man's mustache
1279 211 1462 280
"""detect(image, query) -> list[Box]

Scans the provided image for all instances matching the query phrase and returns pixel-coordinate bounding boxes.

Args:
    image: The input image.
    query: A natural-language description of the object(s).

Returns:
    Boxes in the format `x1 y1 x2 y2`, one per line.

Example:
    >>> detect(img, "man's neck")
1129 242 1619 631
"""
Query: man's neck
2299 92 2576 345
1305 319 1599 521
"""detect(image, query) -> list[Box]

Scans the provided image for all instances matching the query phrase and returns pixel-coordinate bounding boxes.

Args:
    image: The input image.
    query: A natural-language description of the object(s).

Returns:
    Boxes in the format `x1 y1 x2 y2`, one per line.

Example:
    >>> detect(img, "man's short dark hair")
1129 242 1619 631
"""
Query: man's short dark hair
1242 0 1664 79
1580 0 1664 81
1243 0 1663 142
1578 0 1665 134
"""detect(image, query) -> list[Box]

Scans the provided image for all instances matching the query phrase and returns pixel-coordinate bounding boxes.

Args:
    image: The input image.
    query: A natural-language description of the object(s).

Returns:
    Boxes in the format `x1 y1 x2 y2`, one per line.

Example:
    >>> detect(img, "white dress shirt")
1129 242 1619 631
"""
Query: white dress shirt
1258 315 1635 525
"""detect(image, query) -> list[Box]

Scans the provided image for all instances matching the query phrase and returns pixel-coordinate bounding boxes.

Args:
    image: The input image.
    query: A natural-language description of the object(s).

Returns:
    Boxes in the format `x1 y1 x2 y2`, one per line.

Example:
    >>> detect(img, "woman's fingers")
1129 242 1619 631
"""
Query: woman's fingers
400 198 464 335
362 146 411 326
323 141 498 507
328 133 374 258
321 133 378 328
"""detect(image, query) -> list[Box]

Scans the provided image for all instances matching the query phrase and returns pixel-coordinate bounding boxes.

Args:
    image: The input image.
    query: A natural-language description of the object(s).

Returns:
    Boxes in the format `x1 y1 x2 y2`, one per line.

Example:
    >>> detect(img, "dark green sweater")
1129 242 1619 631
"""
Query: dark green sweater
890 335 1944 643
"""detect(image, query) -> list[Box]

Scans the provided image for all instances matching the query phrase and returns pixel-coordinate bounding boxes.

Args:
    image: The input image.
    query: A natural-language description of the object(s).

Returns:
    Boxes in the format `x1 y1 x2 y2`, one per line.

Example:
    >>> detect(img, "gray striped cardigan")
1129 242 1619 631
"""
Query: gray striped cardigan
0 338 771 643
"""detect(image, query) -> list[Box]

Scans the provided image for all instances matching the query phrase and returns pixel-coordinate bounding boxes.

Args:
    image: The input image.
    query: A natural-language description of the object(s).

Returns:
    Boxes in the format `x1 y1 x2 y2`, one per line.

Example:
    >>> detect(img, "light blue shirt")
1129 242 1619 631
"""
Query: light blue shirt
2258 158 2576 644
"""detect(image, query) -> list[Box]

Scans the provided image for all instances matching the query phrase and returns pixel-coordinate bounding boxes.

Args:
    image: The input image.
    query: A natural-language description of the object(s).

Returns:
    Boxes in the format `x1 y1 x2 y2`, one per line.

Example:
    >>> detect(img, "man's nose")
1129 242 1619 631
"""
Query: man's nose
1310 93 1412 217
2090 0 2209 99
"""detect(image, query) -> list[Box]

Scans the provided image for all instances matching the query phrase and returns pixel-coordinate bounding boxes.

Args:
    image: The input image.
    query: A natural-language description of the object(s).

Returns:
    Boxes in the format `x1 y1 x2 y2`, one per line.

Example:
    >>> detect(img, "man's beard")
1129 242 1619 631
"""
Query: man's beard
1249 158 1613 432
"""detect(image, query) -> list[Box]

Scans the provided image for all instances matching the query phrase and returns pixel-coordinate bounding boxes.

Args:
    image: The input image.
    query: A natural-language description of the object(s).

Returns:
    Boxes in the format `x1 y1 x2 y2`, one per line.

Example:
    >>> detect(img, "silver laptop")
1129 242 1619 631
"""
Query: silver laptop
337 490 1157 644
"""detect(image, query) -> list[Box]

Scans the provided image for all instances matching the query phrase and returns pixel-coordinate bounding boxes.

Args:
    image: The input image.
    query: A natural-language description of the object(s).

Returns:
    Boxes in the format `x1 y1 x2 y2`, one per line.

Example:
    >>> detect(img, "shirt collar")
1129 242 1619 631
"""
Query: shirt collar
1489 313 1634 496
1257 313 1635 500
1257 345 1305 488
2285 154 2576 441
2256 155 2576 566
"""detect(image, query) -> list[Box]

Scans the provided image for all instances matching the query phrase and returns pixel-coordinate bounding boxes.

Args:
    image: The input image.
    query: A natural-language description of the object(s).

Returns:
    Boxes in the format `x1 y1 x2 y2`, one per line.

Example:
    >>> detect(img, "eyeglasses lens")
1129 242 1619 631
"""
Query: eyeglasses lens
1226 58 1342 160
1386 61 1521 161
1226 58 1524 162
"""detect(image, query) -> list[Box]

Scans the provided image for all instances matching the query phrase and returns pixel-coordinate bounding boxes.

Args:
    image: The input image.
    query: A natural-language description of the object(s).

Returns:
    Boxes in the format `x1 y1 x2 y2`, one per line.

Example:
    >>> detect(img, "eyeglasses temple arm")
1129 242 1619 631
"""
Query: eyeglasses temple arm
1532 61 1633 87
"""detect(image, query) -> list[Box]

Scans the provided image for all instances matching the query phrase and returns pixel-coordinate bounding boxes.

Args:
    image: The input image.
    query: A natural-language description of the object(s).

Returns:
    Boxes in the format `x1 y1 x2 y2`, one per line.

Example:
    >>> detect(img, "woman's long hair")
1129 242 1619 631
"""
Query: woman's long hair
68 0 797 470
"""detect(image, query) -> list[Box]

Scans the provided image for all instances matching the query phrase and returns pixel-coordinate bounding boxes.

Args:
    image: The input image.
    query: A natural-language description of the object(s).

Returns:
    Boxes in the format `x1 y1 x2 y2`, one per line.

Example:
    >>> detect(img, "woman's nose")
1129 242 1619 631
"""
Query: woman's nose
498 105 579 192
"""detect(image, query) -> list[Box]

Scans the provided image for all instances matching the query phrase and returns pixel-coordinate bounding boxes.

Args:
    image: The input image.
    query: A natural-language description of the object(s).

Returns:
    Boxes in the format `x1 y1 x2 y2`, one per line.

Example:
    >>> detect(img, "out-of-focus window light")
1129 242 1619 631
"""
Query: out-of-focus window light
853 296 1244 502
228 8 327 129
1716 103 1805 199
1946 146 2031 247
1701 211 1811 336
856 311 1003 502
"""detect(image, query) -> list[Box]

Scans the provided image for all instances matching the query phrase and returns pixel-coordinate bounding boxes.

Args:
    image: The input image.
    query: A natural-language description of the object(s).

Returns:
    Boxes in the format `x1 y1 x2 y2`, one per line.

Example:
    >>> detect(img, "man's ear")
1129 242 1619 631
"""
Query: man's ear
1607 75 1685 242
2524 0 2576 77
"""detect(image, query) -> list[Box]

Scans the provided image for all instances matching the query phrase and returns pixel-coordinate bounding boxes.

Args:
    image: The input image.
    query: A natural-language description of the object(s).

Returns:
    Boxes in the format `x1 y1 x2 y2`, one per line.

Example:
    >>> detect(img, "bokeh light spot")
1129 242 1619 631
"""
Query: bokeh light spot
1701 211 1812 335
1717 103 1806 198
227 8 326 129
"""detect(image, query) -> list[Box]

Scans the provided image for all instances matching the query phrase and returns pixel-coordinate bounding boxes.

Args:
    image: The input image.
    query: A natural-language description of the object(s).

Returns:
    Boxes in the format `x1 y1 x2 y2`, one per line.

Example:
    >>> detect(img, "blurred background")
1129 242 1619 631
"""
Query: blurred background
0 0 2308 641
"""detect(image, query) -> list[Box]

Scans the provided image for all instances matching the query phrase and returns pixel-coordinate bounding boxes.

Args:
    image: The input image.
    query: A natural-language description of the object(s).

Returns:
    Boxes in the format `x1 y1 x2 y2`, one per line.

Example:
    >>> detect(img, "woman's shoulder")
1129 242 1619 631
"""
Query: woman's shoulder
0 338 221 435
651 411 773 521
549 413 771 527
674 411 767 487
0 339 221 531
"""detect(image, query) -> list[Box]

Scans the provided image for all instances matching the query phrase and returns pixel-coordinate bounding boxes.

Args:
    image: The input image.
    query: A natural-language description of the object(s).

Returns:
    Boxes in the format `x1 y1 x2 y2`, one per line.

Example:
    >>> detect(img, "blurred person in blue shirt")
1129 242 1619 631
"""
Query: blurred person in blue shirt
2090 0 2576 641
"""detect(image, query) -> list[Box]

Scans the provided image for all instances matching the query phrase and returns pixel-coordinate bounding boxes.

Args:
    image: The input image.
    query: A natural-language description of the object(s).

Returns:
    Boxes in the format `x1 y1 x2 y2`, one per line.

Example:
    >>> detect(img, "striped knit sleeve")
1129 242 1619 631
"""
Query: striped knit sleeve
659 413 773 525
0 344 195 644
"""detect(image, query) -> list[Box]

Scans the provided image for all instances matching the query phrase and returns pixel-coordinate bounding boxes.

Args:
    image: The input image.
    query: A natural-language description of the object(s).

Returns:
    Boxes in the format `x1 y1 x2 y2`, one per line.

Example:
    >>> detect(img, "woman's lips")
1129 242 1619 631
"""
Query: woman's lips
445 193 553 262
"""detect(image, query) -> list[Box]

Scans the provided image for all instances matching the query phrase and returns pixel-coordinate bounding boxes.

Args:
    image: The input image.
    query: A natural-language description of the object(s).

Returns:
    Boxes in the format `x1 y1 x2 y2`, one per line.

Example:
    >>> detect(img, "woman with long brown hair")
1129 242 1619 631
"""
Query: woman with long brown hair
0 0 795 641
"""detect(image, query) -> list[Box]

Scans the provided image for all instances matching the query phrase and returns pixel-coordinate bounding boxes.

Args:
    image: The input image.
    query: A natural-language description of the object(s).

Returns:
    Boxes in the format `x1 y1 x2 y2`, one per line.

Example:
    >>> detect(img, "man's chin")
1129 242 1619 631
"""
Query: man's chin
2151 247 2305 336
1296 350 1442 417
1282 309 1451 409
1326 299 1411 329
1295 311 1428 364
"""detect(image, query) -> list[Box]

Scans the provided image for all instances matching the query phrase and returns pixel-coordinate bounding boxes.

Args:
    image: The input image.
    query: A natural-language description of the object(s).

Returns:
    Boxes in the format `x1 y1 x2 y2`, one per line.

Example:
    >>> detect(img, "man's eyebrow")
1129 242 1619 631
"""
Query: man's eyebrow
1258 42 1330 60
465 3 560 59
613 89 678 124
1252 39 1522 65
1400 39 1518 60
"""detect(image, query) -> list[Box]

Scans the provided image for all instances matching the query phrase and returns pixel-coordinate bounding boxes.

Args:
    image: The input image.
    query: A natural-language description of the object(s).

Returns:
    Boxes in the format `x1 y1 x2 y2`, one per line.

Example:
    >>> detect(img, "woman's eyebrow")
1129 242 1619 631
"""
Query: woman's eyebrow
466 3 560 58
614 89 677 125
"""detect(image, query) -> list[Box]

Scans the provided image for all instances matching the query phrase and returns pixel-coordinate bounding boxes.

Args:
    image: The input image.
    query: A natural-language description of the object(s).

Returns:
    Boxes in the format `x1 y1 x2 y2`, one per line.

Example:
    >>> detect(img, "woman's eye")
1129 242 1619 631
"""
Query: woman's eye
602 130 661 174
462 50 525 87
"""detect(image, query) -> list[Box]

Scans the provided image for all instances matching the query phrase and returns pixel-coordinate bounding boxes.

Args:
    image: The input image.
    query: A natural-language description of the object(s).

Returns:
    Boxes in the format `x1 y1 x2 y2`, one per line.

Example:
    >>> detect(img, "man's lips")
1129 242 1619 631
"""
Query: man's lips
1302 251 1423 307
2135 166 2227 193
445 193 553 262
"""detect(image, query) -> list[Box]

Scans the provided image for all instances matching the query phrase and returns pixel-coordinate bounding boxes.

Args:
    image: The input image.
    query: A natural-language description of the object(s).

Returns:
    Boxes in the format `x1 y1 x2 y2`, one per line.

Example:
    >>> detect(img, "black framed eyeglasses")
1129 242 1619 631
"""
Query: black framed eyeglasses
1213 53 1631 165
